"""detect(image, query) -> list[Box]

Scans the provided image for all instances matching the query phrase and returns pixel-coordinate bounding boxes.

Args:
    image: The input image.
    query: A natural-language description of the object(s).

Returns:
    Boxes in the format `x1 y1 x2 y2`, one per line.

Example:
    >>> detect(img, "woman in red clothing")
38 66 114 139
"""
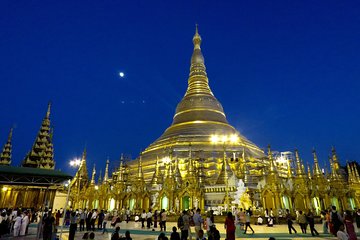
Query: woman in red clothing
224 212 236 240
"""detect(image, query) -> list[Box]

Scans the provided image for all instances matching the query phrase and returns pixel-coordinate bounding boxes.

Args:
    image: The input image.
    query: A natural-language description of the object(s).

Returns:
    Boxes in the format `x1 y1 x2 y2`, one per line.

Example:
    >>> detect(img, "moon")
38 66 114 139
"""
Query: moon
119 72 125 78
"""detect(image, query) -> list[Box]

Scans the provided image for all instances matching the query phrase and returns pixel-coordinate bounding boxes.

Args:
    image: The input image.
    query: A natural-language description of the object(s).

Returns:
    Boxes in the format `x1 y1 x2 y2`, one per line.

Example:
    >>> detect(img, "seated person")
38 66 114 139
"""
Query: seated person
257 216 263 225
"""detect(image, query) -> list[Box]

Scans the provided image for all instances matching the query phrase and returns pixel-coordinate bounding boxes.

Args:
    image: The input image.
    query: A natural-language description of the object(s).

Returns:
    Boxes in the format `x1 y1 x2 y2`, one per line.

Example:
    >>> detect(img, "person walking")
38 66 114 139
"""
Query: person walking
20 211 29 236
42 211 55 240
331 206 343 236
13 211 22 237
193 208 203 238
297 210 307 233
160 209 167 232
126 208 130 223
344 210 356 240
79 209 86 231
171 226 181 240
224 212 235 240
321 210 328 234
306 210 319 236
355 209 360 232
181 210 190 240
98 210 104 230
154 210 158 229
285 209 297 234
146 209 153 229
69 211 78 240
141 210 146 228
90 209 97 231
243 210 254 234
86 209 92 231
102 210 110 234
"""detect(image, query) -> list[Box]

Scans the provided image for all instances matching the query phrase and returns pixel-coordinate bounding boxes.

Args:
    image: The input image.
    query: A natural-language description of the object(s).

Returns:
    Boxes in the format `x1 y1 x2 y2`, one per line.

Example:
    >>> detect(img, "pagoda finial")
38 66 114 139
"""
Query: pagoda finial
295 149 305 176
193 24 201 50
353 163 360 182
137 153 144 180
347 162 355 183
312 148 322 176
331 146 340 172
46 102 51 118
307 163 312 179
91 164 96 185
0 127 13 165
104 158 109 182
98 170 102 184
267 145 276 173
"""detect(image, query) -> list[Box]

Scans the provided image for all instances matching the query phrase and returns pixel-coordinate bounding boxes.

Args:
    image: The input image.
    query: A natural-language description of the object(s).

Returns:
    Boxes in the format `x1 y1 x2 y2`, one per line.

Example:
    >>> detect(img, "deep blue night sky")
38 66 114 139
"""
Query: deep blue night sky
1 1 359 174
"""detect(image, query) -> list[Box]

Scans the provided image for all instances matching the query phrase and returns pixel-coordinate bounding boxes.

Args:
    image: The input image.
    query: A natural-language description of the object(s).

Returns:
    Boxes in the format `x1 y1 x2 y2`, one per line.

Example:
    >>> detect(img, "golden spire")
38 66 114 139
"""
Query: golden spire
307 163 312 179
22 103 55 169
353 163 360 182
0 128 13 165
137 154 144 180
312 149 322 177
98 170 102 184
268 145 277 173
174 156 183 186
329 156 339 180
295 149 305 176
287 156 292 178
331 146 340 172
118 154 124 182
151 156 163 186
104 158 109 182
91 164 96 185
347 162 355 183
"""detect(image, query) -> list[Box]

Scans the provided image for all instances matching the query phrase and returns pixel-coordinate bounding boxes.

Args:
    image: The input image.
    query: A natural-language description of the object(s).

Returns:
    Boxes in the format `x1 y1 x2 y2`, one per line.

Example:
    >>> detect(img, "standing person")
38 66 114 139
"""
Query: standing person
146 209 153 229
321 210 328 234
126 208 130 223
43 211 55 240
13 211 22 237
264 208 269 225
239 208 245 230
355 209 360 232
79 209 86 231
337 224 349 240
297 210 307 233
243 210 254 234
111 226 120 240
306 210 319 236
154 210 158 229
86 209 92 231
181 210 190 240
55 210 61 226
20 211 29 236
98 210 104 230
224 212 235 240
102 210 110 234
171 226 181 240
91 209 97 231
344 210 357 240
193 208 203 239
141 210 146 228
331 206 343 236
205 211 213 237
160 209 167 232
69 211 78 240
285 209 297 234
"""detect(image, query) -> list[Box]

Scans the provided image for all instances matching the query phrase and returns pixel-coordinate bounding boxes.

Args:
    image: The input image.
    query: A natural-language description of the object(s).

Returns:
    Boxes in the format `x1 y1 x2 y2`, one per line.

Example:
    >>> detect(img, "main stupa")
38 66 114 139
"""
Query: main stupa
133 26 265 184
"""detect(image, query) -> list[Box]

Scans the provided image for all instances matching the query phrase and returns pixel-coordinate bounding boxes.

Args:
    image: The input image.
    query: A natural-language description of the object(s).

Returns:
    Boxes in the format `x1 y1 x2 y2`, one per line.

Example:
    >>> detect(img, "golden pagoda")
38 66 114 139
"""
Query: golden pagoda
0 128 13 165
131 26 265 185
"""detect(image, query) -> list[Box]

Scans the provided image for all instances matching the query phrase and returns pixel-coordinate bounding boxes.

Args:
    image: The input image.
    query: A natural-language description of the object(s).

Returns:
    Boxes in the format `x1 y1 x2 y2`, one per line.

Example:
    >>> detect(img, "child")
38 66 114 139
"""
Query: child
170 226 180 240
196 229 206 240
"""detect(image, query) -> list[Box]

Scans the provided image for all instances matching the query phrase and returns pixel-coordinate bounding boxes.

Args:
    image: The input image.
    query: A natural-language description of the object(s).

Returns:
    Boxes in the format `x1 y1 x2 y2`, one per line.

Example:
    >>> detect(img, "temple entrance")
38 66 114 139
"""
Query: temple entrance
282 196 290 210
182 196 190 210
349 198 355 210
129 198 135 210
294 194 306 210
109 198 115 211
262 191 274 209
312 197 320 215
161 196 169 210
143 196 150 210
331 197 339 210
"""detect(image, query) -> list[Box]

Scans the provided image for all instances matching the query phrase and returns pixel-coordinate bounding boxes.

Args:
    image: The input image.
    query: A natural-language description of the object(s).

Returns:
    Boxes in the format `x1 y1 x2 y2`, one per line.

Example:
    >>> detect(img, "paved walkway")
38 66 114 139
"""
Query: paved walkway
2 221 359 240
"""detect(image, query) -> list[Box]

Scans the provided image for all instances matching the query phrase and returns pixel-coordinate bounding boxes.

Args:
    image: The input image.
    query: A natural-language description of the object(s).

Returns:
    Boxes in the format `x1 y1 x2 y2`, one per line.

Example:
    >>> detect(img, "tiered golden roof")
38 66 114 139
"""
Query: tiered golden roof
22 103 55 169
0 128 13 165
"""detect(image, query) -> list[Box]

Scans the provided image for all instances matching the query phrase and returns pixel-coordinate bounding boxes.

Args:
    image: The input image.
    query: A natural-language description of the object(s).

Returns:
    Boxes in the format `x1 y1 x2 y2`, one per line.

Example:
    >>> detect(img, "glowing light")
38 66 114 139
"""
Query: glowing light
210 135 219 143
162 157 171 165
119 72 125 78
230 134 239 143
70 158 81 167
2 187 8 191
221 135 228 143
95 185 99 190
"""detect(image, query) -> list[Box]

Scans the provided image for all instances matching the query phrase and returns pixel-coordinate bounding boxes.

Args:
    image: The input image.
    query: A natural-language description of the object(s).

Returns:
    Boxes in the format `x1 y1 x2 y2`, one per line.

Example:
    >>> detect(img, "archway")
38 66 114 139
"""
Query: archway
294 194 306 211
331 197 339 210
182 196 190 210
312 197 320 215
161 196 169 210
129 198 135 210
262 191 274 209
282 195 290 210
143 196 150 210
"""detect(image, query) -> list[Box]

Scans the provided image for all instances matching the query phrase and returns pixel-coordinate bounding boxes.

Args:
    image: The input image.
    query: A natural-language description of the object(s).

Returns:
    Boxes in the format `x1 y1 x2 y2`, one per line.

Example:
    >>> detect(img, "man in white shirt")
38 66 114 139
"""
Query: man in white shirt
146 210 152 229
91 209 97 231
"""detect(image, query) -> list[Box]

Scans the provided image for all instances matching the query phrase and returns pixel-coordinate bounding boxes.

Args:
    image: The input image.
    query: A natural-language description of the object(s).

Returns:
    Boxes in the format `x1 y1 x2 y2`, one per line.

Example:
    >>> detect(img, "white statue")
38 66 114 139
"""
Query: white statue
232 179 246 205
194 198 199 209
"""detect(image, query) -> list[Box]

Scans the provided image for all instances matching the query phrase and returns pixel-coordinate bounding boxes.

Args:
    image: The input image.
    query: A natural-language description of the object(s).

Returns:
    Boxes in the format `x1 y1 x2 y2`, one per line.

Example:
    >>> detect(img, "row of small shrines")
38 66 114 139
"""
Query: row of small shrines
66 146 360 216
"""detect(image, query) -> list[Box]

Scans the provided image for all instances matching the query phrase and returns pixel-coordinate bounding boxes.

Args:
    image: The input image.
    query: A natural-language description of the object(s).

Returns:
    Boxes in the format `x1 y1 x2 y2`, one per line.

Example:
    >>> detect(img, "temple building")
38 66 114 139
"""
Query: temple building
0 104 71 209
69 27 360 215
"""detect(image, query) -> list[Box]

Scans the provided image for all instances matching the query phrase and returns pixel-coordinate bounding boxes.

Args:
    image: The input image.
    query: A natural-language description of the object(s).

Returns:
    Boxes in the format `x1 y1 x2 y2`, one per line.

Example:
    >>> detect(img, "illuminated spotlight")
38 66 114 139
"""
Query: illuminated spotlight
230 134 239 143
119 72 125 78
210 135 219 143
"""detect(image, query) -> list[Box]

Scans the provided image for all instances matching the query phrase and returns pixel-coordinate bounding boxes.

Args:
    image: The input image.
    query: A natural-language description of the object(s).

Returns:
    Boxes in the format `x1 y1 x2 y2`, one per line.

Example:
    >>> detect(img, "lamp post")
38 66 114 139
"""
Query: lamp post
210 134 239 209
59 158 81 240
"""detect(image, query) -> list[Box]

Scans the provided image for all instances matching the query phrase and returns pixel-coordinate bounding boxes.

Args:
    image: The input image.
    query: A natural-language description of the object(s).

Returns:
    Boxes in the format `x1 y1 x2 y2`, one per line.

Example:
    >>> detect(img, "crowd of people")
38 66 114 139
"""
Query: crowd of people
0 208 33 237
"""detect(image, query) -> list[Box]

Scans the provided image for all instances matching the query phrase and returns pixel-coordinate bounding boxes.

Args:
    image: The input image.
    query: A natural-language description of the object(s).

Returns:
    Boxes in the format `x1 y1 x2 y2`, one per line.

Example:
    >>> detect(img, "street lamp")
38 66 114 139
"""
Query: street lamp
59 158 81 239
